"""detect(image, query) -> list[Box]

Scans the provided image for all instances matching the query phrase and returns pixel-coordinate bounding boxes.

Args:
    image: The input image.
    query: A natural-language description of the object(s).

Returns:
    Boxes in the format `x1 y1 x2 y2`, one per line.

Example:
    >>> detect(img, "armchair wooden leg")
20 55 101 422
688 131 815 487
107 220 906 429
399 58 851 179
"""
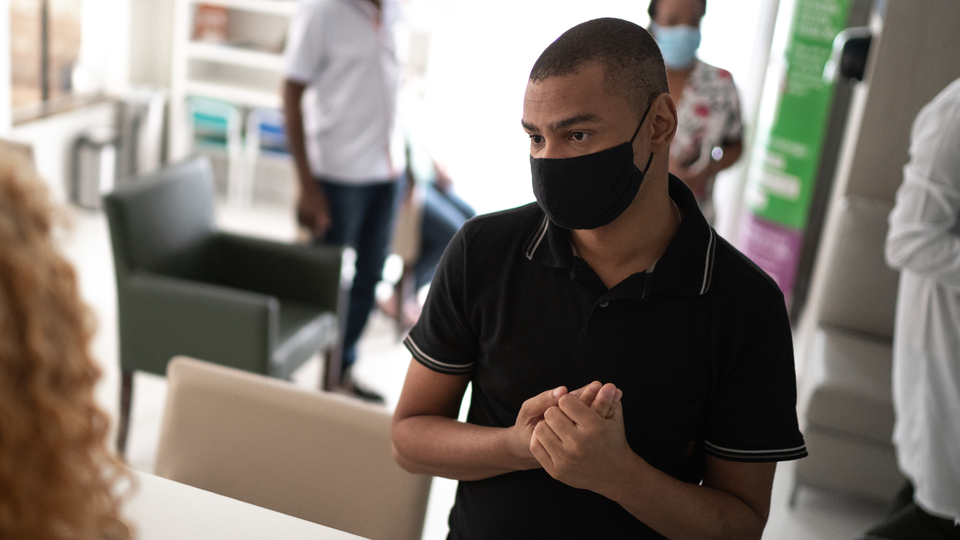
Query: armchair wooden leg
322 347 342 392
322 280 350 391
116 370 134 459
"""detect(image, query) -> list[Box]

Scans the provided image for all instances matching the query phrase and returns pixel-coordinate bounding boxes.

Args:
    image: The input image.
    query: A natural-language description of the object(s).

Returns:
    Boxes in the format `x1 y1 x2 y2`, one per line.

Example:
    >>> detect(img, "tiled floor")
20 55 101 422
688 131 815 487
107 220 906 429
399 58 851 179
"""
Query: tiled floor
59 198 887 540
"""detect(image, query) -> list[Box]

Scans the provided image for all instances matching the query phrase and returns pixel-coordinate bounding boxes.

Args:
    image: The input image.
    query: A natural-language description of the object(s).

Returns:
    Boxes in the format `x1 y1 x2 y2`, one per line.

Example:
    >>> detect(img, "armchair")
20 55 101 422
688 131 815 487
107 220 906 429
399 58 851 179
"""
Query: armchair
103 157 344 456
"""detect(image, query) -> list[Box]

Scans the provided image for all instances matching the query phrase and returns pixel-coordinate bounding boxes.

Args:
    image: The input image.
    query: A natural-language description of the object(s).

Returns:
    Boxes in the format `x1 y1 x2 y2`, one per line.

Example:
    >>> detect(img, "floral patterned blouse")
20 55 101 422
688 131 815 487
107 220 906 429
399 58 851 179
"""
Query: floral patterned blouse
671 59 743 223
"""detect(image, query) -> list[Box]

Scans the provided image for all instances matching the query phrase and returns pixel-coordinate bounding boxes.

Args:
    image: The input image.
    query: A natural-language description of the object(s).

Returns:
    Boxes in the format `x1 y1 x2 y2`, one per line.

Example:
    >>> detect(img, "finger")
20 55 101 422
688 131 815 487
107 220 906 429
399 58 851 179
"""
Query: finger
590 383 619 419
609 399 624 422
543 401 580 440
569 381 602 405
606 389 623 419
556 392 604 427
532 419 563 464
529 434 552 469
522 386 567 421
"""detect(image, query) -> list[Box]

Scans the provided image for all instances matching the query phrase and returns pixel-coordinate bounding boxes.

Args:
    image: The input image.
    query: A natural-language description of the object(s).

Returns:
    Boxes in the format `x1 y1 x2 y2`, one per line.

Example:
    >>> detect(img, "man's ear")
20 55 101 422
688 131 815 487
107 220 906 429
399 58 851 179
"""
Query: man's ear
649 93 678 153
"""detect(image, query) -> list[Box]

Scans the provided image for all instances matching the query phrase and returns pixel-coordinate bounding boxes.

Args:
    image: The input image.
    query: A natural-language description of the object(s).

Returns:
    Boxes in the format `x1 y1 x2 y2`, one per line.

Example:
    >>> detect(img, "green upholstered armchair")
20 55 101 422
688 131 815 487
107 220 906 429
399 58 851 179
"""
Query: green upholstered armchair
103 157 344 457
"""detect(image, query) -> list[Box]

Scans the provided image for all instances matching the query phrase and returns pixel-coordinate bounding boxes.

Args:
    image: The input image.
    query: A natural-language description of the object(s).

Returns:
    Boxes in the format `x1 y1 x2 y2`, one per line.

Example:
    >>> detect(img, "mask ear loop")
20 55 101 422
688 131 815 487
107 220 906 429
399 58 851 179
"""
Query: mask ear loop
631 100 656 175
630 100 654 144
640 151 655 175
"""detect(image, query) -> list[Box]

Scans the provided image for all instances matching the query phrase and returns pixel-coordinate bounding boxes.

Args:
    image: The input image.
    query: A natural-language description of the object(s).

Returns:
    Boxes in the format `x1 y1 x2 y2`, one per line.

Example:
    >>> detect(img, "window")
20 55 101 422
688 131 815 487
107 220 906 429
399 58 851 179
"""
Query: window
10 0 84 121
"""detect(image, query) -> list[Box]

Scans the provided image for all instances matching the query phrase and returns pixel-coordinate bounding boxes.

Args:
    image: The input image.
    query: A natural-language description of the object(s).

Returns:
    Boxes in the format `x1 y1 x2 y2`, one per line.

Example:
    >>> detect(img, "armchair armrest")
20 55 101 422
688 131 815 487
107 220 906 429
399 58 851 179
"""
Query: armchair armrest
119 272 279 376
217 232 342 312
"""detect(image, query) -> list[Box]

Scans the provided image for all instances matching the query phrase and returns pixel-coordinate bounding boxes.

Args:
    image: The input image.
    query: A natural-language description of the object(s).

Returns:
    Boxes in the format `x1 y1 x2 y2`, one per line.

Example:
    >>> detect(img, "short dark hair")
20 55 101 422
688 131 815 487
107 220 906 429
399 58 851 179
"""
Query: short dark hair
648 0 707 21
529 18 668 119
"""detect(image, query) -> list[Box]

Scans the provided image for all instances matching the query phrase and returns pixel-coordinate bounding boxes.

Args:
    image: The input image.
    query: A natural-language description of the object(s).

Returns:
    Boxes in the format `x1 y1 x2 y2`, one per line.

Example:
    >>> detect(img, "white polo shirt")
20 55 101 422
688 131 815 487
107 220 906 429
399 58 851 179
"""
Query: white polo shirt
283 0 406 183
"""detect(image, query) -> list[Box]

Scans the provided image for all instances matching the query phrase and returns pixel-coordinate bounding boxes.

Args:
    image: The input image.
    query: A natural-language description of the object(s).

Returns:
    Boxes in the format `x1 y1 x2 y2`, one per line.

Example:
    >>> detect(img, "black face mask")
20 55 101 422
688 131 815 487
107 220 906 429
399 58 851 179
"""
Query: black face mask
530 103 654 230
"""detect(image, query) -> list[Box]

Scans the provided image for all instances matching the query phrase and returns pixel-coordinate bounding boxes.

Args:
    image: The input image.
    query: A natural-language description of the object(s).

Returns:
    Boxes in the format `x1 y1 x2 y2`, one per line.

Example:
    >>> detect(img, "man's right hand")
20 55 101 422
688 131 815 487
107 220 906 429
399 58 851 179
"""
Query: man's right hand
297 183 332 239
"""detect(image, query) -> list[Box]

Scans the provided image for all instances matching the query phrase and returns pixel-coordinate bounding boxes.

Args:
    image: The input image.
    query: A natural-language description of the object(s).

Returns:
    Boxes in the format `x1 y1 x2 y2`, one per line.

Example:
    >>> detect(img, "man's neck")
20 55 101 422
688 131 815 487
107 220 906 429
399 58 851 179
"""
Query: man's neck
569 174 679 290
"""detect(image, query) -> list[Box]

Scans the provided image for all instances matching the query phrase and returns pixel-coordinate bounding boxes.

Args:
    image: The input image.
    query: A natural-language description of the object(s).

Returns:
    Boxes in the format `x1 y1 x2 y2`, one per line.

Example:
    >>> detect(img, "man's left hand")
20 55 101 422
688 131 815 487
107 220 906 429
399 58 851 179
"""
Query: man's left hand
531 387 634 493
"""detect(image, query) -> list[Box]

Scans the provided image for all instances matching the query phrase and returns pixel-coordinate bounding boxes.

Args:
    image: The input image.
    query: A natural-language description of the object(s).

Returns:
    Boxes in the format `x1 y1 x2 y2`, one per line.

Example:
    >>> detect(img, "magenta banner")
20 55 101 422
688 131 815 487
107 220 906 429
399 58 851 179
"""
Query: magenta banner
738 213 805 307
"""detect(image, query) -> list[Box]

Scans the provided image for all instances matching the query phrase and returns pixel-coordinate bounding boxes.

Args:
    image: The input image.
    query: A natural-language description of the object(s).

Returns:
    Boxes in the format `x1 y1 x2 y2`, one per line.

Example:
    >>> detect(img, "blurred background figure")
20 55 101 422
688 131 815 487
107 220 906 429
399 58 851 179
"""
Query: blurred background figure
0 144 131 540
380 136 475 327
858 78 960 540
283 0 407 402
648 0 743 224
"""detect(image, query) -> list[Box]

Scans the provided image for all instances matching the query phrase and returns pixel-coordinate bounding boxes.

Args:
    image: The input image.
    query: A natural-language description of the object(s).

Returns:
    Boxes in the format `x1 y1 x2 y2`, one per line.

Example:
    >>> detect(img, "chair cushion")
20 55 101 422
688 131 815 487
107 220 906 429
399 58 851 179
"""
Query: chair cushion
270 300 339 379
818 197 899 338
794 427 903 501
802 325 895 443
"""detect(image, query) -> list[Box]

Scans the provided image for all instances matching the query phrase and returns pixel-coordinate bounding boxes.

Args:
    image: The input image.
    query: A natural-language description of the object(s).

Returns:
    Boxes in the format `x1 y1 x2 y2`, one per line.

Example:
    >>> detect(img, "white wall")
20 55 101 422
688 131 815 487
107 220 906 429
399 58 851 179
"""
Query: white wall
127 0 175 87
417 0 782 220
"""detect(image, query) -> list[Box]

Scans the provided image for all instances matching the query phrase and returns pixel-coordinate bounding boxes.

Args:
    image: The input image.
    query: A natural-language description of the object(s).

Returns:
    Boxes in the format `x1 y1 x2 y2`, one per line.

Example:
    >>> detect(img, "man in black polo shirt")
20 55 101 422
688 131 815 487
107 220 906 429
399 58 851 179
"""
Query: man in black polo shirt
391 17 806 539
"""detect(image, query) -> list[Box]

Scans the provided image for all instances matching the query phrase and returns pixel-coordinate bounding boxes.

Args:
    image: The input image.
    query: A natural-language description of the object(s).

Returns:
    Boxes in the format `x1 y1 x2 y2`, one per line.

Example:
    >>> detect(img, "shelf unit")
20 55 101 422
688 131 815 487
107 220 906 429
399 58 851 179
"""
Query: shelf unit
169 0 295 185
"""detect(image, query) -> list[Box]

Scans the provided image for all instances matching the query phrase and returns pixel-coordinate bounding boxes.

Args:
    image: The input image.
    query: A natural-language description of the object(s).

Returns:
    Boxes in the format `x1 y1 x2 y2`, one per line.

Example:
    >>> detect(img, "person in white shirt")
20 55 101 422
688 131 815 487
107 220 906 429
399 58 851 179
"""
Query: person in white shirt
859 77 960 540
282 0 406 401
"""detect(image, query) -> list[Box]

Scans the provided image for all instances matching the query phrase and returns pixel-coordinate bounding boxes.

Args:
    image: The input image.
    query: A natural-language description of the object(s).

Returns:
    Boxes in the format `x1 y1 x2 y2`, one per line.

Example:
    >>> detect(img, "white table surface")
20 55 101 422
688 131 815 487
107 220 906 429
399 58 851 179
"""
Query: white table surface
123 470 367 540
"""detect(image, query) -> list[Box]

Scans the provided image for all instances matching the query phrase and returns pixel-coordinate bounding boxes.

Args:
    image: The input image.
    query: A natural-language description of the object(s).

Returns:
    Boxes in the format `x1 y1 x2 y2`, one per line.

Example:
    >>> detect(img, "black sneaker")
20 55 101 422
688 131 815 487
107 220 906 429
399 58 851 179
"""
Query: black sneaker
338 369 386 405
858 503 960 540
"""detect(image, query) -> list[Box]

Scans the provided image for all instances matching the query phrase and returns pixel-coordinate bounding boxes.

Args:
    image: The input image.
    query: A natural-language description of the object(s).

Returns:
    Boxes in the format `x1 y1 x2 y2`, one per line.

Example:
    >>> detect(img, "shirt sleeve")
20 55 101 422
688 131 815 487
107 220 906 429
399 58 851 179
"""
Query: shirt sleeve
703 298 808 462
885 81 960 289
403 226 479 375
282 0 328 83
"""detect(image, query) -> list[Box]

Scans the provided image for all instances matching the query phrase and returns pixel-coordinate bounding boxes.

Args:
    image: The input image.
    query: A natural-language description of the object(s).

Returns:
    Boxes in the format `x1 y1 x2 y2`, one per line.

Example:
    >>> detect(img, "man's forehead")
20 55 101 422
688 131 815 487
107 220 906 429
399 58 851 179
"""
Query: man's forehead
522 70 626 127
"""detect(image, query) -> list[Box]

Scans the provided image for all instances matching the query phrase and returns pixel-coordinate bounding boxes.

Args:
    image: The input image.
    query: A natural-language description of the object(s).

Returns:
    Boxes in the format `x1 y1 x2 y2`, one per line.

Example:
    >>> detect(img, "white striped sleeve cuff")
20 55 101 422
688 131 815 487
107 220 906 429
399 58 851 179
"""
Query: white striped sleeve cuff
403 335 475 375
704 440 808 462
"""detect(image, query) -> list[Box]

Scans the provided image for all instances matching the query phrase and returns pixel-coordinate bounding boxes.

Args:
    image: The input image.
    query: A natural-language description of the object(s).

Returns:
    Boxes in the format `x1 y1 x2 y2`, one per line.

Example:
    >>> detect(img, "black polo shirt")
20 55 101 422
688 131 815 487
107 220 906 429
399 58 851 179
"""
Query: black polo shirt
404 175 807 539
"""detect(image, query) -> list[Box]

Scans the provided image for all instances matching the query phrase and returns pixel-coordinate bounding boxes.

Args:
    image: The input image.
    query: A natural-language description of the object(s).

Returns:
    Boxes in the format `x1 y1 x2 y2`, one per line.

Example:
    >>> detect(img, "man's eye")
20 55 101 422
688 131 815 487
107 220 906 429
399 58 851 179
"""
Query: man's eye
530 135 543 144
571 132 585 141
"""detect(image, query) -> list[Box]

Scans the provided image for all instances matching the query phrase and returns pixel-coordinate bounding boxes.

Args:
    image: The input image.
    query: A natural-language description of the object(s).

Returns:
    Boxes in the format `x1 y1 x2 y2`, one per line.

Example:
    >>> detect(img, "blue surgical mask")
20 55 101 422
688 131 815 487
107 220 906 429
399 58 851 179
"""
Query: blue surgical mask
652 23 701 69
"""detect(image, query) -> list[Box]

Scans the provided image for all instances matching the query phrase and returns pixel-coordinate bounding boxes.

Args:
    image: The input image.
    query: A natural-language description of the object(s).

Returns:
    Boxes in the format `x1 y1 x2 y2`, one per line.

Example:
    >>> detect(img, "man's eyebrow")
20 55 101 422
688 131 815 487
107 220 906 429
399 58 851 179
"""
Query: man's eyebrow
521 113 602 134
551 113 601 130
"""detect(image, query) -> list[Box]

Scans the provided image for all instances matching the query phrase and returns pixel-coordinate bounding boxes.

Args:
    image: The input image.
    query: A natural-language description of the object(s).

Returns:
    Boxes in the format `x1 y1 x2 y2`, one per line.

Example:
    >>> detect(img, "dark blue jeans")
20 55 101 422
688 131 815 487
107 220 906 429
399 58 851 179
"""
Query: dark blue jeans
316 177 404 371
414 184 475 290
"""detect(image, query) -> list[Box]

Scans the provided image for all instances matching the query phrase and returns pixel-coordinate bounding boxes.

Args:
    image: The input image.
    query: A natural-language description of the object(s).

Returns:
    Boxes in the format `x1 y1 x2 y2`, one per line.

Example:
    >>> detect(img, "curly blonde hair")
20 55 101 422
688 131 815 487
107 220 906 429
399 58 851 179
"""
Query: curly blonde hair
0 145 131 540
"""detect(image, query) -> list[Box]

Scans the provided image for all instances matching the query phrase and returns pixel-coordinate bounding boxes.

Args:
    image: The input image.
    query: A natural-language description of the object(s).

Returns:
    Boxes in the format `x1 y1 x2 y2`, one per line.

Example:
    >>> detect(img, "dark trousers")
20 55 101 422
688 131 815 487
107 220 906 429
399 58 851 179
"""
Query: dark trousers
317 176 404 370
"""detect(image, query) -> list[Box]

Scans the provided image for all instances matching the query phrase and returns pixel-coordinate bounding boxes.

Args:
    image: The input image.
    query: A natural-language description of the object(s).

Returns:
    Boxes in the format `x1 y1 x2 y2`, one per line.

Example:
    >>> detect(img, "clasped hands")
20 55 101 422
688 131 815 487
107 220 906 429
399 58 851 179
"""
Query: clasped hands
513 381 634 494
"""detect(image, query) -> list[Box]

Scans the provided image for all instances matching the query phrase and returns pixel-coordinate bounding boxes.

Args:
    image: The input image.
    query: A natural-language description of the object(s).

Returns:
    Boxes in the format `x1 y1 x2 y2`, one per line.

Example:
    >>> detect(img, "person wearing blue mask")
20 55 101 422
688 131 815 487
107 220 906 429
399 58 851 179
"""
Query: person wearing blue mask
648 0 743 224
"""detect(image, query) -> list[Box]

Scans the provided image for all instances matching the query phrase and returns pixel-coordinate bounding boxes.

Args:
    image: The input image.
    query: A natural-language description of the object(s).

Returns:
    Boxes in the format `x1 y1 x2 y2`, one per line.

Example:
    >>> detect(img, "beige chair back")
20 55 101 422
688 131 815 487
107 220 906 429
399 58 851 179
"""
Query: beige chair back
155 357 432 540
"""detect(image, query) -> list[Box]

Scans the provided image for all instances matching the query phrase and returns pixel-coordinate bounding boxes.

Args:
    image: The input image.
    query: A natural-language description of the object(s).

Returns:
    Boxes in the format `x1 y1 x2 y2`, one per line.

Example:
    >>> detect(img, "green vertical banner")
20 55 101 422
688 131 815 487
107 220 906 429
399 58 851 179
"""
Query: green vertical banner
739 0 853 307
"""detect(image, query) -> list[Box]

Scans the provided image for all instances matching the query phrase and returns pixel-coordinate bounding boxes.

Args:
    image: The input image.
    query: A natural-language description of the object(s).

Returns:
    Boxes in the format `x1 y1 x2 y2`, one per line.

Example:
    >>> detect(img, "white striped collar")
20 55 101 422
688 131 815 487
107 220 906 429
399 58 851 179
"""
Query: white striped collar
523 176 718 297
